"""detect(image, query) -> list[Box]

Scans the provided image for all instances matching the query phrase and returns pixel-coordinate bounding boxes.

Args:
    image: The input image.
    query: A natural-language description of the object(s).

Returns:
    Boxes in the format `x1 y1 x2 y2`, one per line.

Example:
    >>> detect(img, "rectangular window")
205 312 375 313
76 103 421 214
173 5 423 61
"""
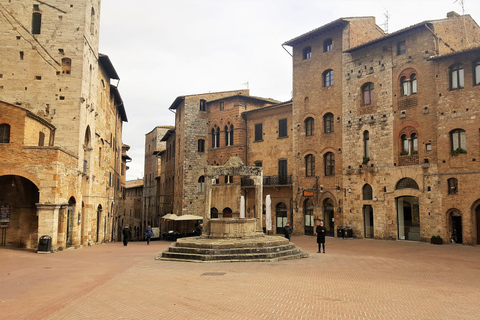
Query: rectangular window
254 161 262 167
278 119 287 138
220 102 224 111
254 123 263 142
199 99 206 111
197 139 205 152
32 13 42 34
38 132 45 146
397 41 406 55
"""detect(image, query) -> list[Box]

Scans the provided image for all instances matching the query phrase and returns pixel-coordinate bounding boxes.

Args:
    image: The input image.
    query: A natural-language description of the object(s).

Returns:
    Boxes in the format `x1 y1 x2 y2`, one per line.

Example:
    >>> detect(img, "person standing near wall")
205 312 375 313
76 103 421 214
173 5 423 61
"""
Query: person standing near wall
145 225 153 245
284 222 292 241
122 225 131 246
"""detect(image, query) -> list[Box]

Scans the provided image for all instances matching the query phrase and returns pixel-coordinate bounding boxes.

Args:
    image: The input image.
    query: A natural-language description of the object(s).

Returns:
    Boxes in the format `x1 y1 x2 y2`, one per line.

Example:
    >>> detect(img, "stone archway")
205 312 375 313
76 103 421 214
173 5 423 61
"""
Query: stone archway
0 175 39 248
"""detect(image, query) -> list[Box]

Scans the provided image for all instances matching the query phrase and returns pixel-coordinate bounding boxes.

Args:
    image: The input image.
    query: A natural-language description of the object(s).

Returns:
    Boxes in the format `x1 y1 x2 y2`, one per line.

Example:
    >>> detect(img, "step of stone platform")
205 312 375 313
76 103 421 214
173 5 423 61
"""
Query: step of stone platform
157 236 309 263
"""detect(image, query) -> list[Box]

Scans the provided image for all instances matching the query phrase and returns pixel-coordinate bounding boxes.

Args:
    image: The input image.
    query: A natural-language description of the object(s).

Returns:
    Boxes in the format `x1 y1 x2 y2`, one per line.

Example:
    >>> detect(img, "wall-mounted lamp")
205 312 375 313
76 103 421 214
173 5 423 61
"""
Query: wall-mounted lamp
348 188 352 193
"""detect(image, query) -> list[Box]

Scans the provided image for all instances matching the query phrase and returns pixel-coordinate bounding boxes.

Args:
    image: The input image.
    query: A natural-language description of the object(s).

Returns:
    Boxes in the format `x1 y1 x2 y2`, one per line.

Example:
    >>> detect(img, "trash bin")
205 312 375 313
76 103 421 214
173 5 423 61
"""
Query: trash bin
344 227 353 238
37 235 52 253
337 227 344 238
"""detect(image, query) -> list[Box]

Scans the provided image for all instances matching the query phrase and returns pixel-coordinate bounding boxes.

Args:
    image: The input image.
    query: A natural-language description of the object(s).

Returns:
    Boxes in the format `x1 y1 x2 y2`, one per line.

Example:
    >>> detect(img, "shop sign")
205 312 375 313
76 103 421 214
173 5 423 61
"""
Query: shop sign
303 190 314 197
0 206 10 228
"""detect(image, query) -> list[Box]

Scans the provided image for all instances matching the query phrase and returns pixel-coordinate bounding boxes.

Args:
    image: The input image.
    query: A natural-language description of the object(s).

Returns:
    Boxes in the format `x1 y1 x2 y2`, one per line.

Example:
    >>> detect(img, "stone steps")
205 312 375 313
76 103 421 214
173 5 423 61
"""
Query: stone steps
157 236 308 262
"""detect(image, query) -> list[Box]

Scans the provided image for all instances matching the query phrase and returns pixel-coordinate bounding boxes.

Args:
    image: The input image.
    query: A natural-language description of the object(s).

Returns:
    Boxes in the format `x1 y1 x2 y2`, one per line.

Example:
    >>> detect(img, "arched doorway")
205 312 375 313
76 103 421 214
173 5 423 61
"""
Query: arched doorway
449 211 462 244
223 207 232 218
66 197 76 247
304 199 314 235
396 196 420 241
276 202 287 234
0 175 39 248
323 199 335 237
363 205 374 238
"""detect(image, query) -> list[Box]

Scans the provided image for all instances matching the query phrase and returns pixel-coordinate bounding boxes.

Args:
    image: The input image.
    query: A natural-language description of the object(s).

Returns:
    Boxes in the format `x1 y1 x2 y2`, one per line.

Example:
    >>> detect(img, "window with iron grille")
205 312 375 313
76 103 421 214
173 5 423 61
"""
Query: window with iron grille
254 123 263 142
395 177 419 190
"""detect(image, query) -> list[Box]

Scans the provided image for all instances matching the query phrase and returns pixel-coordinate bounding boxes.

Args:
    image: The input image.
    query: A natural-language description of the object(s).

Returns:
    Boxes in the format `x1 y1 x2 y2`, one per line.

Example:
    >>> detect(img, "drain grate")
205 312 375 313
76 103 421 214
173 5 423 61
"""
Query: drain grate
201 272 226 276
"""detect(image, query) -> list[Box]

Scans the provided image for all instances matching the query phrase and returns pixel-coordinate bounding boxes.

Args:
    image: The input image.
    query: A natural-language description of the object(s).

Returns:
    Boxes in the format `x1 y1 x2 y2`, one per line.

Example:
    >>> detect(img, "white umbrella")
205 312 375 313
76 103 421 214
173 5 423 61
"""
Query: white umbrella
175 214 203 221
162 213 178 220
240 195 245 218
266 195 272 231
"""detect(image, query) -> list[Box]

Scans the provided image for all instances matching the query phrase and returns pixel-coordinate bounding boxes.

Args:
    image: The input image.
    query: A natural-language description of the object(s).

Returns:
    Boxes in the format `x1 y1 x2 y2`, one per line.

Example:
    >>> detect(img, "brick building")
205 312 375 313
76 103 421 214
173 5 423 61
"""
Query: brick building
123 179 143 240
0 1 128 250
156 12 480 245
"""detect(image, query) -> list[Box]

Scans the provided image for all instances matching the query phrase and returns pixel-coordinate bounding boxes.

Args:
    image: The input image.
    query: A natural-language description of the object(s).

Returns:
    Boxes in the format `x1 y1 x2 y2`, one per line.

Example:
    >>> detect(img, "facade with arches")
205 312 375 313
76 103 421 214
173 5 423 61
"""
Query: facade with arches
0 1 128 250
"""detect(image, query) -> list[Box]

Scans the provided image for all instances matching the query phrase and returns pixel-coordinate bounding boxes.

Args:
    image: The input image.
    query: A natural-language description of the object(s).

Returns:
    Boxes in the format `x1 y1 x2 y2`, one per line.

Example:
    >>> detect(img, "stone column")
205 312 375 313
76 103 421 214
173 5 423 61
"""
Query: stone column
36 203 62 251
253 175 263 232
203 176 213 237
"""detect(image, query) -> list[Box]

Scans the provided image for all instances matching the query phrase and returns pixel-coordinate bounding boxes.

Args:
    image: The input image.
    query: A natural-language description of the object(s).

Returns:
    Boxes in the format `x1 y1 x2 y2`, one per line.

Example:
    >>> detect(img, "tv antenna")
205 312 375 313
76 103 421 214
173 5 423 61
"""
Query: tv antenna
380 9 391 34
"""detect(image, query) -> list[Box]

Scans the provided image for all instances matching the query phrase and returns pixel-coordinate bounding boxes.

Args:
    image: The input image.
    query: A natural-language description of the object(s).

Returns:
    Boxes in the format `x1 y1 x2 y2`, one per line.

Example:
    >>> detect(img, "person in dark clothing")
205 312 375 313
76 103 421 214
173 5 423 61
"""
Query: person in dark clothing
196 223 203 236
122 225 132 246
316 221 326 253
284 223 292 241
144 226 153 245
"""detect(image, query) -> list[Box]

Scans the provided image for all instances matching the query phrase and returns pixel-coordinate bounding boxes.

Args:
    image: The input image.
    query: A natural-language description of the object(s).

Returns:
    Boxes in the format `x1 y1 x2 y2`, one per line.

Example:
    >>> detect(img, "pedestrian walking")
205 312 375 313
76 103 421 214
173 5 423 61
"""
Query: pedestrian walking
284 222 292 241
122 225 131 246
145 225 153 245
316 220 326 253
196 223 203 236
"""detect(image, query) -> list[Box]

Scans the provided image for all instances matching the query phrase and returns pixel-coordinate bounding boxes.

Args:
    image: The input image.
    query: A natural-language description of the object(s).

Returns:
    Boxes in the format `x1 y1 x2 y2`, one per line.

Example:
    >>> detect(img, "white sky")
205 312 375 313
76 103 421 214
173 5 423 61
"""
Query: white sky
98 0 480 181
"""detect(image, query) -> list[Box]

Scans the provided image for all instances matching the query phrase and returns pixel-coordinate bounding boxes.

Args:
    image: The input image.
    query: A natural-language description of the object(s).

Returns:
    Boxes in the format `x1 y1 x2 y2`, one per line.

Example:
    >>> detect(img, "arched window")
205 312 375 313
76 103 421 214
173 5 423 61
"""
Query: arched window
304 97 309 109
197 176 205 193
303 46 311 60
449 64 464 90
401 74 417 96
401 134 408 154
229 125 234 146
363 184 373 200
323 69 334 87
216 127 220 147
210 207 219 219
305 154 315 177
362 82 374 105
395 177 419 190
450 129 466 152
363 131 370 158
324 152 335 176
448 178 458 195
323 113 334 133
0 124 11 143
323 38 332 52
211 128 215 148
411 133 418 153
305 117 314 136
224 125 229 146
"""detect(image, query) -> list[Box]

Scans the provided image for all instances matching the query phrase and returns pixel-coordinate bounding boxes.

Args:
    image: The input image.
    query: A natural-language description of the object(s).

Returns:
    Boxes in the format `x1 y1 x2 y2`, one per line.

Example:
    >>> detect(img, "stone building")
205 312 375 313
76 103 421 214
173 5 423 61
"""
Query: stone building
123 179 143 240
156 12 480 245
143 126 174 234
284 12 480 244
0 1 128 250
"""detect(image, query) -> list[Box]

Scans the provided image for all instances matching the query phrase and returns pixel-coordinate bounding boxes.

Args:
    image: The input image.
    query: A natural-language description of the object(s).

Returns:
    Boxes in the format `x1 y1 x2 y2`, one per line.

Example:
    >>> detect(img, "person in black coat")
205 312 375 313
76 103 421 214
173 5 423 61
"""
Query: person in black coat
122 225 132 246
284 223 292 241
316 221 326 253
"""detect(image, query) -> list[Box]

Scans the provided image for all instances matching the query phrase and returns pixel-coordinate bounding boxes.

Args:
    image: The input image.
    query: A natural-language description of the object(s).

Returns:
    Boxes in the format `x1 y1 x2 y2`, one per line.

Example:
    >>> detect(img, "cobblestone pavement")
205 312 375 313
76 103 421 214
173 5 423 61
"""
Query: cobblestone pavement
1 236 479 320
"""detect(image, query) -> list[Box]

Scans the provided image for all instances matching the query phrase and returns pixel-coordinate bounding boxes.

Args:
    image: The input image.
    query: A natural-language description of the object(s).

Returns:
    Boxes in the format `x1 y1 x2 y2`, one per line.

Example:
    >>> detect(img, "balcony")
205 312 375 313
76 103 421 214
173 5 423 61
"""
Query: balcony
241 175 292 187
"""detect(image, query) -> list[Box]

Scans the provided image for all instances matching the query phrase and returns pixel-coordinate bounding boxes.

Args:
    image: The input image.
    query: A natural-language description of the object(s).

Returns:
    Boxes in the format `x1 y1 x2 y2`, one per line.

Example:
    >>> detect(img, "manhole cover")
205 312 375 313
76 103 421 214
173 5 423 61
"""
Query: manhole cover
201 272 226 276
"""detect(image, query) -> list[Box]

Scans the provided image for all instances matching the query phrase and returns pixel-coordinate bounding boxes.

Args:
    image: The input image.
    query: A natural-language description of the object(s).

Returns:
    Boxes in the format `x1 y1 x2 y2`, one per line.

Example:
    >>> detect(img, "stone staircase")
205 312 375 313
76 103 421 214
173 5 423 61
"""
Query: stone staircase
157 236 308 263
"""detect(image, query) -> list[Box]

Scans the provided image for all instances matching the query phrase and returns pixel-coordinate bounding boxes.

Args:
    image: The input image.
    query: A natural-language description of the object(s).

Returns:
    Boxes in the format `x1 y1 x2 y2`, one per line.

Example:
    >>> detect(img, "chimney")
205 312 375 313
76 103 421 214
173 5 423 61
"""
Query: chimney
447 11 460 18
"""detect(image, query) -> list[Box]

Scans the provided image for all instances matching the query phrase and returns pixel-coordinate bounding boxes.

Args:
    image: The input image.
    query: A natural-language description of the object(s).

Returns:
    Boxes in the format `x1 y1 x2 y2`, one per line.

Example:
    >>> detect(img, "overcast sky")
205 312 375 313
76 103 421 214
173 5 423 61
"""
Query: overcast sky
98 0 480 181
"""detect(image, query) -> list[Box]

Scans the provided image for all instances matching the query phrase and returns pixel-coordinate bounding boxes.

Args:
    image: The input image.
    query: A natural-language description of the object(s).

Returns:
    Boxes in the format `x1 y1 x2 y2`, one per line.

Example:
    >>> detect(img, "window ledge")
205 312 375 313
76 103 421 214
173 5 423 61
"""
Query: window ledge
277 136 289 139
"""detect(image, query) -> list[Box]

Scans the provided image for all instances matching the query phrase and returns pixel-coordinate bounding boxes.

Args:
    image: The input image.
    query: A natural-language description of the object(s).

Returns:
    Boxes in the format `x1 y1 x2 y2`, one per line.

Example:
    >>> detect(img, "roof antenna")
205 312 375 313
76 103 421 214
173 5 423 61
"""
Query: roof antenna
380 9 390 34
454 0 469 47
242 82 249 90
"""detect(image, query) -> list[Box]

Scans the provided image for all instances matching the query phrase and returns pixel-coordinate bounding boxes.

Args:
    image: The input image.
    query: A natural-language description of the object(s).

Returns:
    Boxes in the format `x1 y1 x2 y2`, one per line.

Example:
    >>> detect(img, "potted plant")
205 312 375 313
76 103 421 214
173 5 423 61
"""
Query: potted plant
431 235 443 245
